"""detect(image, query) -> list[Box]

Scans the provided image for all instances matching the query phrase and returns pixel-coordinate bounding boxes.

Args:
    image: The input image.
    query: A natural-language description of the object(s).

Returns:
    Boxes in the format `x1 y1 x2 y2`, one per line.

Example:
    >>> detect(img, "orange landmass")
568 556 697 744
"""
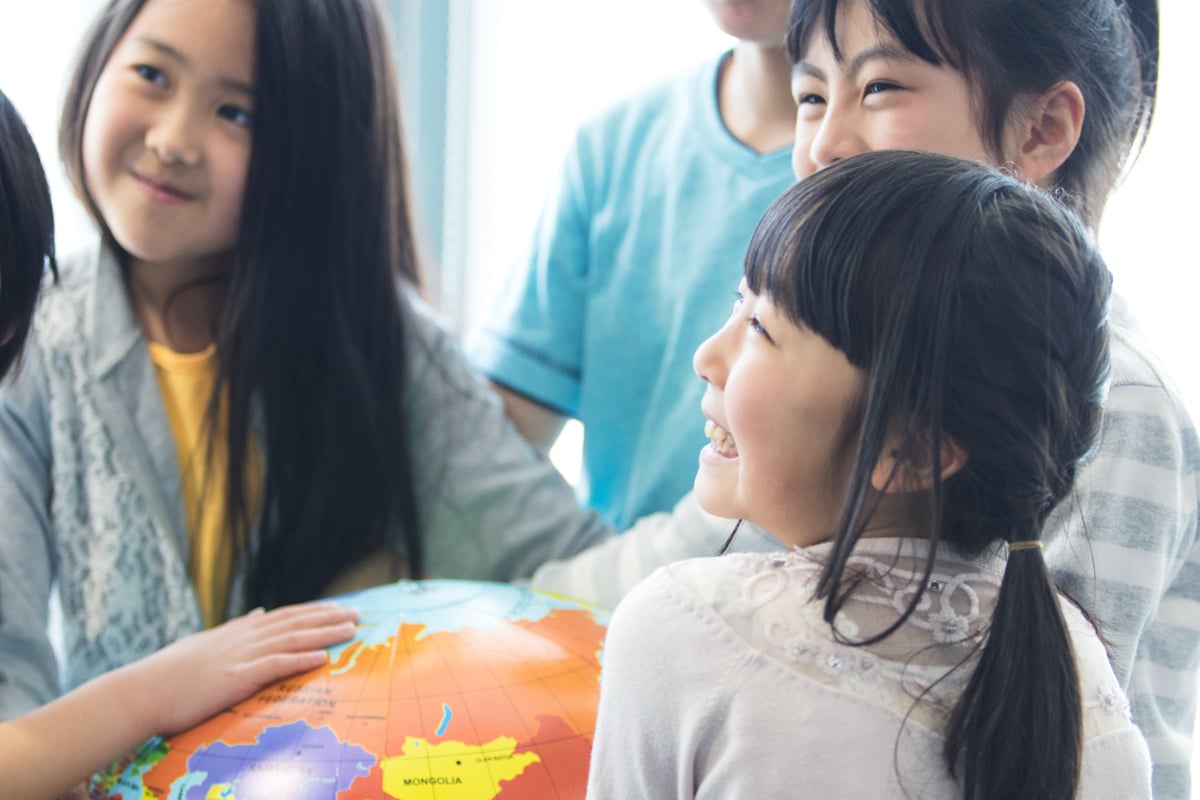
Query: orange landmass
133 608 604 798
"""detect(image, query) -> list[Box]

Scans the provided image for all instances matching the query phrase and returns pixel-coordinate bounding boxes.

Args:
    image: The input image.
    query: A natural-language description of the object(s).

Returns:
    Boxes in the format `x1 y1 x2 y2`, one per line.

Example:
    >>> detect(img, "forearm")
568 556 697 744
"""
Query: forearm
0 602 361 800
407 303 612 580
532 492 782 610
491 382 566 453
0 666 152 799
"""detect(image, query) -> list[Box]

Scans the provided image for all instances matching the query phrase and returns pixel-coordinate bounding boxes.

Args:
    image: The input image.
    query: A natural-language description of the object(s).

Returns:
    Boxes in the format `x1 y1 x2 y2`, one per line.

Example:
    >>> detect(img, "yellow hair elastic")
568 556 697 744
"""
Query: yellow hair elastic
1008 540 1043 552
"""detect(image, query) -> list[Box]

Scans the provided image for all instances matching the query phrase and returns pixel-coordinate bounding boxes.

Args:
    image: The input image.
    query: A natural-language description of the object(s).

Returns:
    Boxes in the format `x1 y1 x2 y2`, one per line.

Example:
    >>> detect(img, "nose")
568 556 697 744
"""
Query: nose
804 104 866 174
693 318 732 389
145 101 202 167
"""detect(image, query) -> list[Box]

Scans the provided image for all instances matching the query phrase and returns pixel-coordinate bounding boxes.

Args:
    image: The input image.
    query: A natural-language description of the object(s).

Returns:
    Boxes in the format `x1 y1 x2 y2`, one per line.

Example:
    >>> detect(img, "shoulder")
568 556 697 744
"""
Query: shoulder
615 552 839 684
567 55 722 172
577 56 719 135
398 286 486 402
645 551 827 630
27 243 145 377
399 285 454 358
1063 599 1154 796
397 285 477 386
1083 298 1200 524
395 286 521 455
10 245 111 383
607 555 775 658
35 246 100 333
47 245 100 293
1058 598 1142 738
1106 297 1195 430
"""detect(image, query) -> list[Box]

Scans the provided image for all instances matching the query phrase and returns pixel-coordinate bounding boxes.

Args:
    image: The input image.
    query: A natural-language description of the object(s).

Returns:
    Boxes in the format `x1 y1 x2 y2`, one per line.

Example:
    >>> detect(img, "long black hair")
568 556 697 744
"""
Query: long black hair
745 150 1111 800
59 0 424 607
0 89 56 379
787 0 1158 227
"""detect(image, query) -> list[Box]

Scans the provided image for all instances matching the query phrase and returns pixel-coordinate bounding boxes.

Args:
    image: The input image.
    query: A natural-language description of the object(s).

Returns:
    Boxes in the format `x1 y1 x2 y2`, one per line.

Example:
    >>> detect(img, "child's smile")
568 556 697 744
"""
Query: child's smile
703 418 739 458
130 169 195 204
692 281 865 546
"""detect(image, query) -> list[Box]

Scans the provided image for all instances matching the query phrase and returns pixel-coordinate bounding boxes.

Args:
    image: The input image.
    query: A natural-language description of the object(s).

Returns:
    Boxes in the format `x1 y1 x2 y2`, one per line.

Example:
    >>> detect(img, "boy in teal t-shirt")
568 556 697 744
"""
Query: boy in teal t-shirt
469 1 796 529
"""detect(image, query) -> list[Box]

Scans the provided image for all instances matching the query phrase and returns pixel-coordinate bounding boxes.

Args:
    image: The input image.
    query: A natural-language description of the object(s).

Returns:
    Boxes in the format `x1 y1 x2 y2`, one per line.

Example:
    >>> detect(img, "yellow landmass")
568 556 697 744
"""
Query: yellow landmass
204 784 233 800
381 736 540 799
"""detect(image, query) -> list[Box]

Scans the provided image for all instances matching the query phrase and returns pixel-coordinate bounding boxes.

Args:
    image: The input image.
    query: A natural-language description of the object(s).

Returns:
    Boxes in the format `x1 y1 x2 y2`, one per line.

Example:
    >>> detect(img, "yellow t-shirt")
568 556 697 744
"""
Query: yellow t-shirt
149 342 261 627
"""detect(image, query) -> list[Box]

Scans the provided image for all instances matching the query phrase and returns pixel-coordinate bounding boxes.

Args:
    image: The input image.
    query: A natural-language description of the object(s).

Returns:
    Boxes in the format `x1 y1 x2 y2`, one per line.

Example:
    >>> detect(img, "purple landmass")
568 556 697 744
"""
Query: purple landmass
184 720 375 799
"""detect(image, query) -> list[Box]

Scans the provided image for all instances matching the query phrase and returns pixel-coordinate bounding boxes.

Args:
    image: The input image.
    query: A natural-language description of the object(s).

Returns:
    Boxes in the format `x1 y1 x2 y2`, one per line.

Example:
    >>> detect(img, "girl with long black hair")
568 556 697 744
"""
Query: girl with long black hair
0 0 610 723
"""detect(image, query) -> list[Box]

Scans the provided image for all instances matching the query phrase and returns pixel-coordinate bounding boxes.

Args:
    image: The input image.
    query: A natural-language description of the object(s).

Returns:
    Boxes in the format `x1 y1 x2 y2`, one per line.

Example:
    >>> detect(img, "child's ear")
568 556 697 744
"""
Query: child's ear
871 434 969 494
1006 80 1085 185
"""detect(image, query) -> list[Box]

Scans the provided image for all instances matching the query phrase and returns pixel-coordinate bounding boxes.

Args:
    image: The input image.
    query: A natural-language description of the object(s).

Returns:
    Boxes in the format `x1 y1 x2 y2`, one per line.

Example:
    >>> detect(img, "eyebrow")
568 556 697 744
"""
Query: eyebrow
793 43 918 82
135 36 254 96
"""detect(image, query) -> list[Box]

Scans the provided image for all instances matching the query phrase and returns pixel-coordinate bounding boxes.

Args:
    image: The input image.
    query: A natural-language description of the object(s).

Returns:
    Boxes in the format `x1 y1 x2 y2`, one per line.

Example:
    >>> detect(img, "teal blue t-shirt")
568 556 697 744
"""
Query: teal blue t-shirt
469 54 795 529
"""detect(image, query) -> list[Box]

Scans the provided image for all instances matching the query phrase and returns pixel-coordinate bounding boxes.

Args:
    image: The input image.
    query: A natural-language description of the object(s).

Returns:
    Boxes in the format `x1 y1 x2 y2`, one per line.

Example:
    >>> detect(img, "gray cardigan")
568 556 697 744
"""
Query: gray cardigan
0 245 612 718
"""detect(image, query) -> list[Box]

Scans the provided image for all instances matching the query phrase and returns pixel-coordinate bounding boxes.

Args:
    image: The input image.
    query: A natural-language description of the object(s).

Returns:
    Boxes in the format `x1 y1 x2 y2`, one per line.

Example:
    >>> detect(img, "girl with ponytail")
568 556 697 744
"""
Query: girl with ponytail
586 150 1151 799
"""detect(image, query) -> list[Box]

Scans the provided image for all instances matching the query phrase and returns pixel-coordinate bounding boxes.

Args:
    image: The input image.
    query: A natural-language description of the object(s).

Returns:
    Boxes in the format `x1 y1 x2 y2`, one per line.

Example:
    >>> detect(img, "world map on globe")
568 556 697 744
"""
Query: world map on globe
88 579 609 799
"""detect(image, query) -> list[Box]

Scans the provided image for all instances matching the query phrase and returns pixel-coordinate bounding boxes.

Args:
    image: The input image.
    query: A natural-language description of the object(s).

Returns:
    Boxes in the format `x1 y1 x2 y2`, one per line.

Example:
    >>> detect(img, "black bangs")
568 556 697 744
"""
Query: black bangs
787 0 1154 229
743 172 875 368
743 149 973 373
787 0 967 70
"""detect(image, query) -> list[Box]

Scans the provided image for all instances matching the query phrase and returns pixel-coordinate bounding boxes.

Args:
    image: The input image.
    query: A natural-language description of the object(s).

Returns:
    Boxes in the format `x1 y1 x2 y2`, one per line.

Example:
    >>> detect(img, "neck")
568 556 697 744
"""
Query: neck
125 252 232 353
858 492 931 541
717 41 796 154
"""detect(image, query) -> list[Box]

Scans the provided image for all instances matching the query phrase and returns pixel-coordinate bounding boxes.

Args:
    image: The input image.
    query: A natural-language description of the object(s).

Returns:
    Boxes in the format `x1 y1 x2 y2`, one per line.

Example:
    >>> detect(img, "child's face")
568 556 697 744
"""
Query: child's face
693 281 865 546
789 0 998 180
82 0 255 271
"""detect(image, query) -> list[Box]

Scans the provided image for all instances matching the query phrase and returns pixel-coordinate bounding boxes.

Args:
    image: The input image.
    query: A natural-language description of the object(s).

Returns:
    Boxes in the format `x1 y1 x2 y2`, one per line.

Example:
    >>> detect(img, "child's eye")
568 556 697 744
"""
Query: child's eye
133 64 168 87
732 292 745 312
218 104 253 129
796 92 826 106
864 81 900 97
749 315 774 343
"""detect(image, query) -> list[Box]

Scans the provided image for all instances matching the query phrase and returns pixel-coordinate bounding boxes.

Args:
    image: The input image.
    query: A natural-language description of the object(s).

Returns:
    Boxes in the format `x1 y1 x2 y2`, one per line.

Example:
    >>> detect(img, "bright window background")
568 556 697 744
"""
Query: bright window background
2 0 1198 786
443 0 733 335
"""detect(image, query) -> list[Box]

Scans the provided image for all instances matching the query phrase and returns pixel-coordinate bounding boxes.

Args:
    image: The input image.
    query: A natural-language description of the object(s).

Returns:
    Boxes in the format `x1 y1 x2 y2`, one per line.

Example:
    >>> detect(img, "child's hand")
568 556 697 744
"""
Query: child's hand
129 603 359 736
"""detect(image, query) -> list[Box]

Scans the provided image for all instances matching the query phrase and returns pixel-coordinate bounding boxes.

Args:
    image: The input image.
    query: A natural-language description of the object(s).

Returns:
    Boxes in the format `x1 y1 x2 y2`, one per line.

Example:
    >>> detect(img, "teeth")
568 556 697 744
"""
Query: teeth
705 419 738 457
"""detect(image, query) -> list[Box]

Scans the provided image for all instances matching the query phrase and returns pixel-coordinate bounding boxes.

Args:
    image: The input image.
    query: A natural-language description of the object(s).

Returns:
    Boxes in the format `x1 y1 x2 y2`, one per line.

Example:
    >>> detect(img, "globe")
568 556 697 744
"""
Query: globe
88 579 609 799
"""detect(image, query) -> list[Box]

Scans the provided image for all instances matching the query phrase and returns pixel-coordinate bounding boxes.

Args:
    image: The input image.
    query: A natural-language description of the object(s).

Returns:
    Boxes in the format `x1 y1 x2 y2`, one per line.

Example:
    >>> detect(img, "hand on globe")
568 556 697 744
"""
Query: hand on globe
0 602 359 800
129 602 360 737
88 580 610 800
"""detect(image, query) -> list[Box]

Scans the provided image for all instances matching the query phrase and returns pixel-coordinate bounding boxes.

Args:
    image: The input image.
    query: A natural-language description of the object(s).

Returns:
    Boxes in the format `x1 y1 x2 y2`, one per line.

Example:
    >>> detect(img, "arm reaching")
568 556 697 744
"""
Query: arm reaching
0 602 359 800
532 491 785 610
491 381 567 454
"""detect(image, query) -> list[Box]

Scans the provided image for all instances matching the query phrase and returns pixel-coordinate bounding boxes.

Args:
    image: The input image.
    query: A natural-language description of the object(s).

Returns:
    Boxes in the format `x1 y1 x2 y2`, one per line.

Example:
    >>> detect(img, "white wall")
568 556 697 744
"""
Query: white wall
0 0 103 255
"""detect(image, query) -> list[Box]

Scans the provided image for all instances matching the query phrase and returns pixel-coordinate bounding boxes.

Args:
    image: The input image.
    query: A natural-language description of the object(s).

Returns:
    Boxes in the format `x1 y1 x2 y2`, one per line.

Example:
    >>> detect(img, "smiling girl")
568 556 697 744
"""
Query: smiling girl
0 0 610 725
587 150 1151 800
0 86 361 800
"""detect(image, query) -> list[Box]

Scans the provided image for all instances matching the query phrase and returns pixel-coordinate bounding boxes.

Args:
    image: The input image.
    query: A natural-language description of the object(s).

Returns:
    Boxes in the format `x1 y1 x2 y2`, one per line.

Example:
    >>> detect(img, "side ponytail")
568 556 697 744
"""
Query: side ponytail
944 543 1082 799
